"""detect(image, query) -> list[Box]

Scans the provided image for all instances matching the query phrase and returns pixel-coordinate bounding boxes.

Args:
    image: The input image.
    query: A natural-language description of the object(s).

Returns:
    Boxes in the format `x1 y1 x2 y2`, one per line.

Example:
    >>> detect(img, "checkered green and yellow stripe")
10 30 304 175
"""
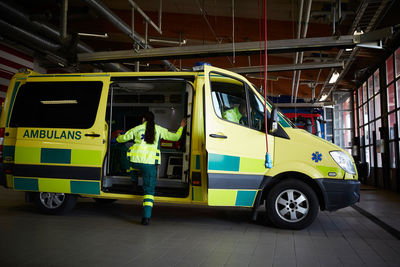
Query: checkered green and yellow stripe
13 177 100 195
14 147 102 166
208 153 266 173
207 153 264 207
208 189 258 207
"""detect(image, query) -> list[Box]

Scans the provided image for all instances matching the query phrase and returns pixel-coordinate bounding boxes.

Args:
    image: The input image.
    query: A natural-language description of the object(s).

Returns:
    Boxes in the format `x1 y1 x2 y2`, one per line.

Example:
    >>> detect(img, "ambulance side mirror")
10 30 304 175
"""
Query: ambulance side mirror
269 108 279 133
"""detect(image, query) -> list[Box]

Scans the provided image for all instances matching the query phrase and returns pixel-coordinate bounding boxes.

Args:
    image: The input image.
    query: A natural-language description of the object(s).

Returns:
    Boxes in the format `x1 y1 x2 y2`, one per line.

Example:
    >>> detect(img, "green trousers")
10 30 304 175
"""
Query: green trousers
130 162 157 219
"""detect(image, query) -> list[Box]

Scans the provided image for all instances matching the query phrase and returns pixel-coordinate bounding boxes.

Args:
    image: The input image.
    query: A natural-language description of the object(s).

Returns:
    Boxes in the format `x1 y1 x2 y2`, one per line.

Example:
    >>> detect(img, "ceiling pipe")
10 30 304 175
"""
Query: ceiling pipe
82 0 177 71
0 19 61 51
228 61 344 73
158 0 162 31
60 0 68 41
293 0 313 104
128 0 162 35
0 1 130 72
290 0 304 103
0 19 70 68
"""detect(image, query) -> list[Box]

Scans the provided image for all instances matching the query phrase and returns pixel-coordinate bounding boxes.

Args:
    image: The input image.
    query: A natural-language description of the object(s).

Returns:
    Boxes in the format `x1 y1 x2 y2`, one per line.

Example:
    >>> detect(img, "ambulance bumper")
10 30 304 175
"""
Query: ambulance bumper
316 178 360 211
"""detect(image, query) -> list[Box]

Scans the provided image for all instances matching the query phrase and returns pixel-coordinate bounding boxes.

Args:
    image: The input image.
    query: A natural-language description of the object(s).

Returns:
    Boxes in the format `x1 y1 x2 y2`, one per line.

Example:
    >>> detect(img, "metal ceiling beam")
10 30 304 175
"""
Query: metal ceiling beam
275 102 335 108
78 36 354 63
78 27 392 63
228 61 344 73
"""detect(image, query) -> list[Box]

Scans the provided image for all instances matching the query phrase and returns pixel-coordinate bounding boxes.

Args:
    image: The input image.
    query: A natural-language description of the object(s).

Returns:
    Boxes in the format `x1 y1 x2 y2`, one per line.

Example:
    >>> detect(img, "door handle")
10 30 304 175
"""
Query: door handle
209 134 227 139
85 133 101 137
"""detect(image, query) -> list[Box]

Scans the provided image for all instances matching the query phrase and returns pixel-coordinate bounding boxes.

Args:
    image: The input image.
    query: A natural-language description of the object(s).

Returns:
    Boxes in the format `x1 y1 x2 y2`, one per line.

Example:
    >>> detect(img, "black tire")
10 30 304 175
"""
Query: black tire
265 179 319 230
33 192 77 215
93 198 117 204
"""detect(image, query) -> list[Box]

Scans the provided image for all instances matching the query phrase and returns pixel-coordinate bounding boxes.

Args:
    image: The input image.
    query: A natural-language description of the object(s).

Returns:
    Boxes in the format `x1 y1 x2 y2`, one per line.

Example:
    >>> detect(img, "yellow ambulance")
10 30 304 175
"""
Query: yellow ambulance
0 65 360 229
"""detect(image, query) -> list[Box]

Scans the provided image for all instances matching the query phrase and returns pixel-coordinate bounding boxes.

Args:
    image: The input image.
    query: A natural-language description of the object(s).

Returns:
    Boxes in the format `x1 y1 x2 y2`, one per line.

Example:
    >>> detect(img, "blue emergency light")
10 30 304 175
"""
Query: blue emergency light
192 62 211 71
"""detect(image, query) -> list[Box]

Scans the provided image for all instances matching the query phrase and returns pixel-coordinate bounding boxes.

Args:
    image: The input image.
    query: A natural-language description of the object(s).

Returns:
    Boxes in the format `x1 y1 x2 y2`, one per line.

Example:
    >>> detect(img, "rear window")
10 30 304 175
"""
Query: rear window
10 81 103 129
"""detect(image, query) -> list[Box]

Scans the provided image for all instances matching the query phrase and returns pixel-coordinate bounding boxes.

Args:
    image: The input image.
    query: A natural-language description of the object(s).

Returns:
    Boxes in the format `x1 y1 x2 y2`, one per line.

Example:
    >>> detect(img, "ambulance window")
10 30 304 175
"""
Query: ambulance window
210 74 249 126
248 90 266 132
10 81 103 129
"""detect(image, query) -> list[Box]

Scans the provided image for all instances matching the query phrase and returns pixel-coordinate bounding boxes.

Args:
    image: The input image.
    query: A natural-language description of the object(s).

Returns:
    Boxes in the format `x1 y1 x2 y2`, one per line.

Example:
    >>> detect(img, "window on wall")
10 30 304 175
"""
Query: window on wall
357 69 381 168
387 54 394 83
333 91 353 153
386 49 399 169
324 107 333 142
396 48 400 78
376 119 382 167
353 91 358 137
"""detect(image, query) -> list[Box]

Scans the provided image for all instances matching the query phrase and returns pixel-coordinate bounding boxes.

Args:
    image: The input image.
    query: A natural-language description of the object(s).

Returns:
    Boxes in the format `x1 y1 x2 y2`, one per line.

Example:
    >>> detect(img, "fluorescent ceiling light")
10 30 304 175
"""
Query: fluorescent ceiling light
329 71 340 84
246 74 278 81
78 32 109 39
320 94 329 101
353 29 364 36
40 100 78 105
149 38 186 45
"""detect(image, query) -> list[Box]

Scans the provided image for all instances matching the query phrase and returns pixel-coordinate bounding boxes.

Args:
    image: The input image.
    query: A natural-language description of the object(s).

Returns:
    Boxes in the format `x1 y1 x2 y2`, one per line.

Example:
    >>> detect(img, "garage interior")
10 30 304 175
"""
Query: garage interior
0 0 400 266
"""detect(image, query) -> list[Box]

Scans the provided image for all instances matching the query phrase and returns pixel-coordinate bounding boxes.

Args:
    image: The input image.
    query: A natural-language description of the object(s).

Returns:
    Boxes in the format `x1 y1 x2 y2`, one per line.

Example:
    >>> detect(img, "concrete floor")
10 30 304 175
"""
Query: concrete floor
0 187 400 267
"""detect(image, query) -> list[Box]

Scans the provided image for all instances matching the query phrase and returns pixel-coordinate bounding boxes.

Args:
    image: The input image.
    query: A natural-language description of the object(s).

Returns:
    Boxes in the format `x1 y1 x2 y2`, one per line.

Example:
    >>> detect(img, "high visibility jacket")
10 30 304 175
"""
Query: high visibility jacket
117 122 183 165
222 106 242 124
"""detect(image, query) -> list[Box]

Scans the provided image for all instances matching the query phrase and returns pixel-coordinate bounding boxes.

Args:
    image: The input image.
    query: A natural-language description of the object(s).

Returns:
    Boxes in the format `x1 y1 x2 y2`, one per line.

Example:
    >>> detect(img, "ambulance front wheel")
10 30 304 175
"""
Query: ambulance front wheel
266 179 319 230
33 192 77 215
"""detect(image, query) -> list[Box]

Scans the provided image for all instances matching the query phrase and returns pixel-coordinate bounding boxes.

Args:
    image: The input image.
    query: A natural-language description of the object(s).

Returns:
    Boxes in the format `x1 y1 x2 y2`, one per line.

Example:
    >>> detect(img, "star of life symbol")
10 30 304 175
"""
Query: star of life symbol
312 152 322 163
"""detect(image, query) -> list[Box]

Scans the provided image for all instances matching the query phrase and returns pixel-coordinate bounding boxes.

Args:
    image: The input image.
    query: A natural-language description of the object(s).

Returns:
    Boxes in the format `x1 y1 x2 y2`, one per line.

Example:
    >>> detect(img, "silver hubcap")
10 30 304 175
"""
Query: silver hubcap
275 189 309 223
39 192 65 209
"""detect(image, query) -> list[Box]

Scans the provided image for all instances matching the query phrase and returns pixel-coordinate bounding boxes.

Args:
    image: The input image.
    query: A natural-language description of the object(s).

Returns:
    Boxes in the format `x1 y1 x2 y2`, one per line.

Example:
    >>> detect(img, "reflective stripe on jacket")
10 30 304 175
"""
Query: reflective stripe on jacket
117 122 183 164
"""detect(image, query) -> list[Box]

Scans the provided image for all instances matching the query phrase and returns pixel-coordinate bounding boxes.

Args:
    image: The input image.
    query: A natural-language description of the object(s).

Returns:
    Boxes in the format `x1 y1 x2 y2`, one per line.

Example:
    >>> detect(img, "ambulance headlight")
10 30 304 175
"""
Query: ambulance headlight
330 151 356 174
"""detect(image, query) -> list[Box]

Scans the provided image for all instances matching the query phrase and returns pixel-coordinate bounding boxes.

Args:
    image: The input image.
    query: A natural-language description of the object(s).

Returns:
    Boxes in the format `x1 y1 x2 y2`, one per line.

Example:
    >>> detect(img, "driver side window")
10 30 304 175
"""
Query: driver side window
210 74 249 127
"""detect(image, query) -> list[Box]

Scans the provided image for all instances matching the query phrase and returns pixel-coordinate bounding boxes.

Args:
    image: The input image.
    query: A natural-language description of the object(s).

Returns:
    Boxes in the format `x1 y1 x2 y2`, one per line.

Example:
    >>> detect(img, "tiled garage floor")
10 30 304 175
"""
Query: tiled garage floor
0 187 399 267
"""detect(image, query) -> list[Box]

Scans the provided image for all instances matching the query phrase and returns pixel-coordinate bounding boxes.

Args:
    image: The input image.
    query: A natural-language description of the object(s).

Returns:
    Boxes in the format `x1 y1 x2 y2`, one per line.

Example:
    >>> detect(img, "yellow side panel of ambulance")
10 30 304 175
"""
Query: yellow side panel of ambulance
4 74 111 195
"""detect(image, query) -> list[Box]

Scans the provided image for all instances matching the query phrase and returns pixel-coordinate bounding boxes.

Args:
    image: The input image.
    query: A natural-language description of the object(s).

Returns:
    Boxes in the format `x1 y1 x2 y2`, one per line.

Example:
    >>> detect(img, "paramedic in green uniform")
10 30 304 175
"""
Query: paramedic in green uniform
222 101 247 125
117 111 186 225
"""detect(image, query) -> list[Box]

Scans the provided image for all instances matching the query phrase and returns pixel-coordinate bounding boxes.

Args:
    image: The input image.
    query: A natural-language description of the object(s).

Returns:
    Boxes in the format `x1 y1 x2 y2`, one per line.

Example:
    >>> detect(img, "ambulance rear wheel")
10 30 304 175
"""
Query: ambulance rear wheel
266 179 319 230
33 192 77 215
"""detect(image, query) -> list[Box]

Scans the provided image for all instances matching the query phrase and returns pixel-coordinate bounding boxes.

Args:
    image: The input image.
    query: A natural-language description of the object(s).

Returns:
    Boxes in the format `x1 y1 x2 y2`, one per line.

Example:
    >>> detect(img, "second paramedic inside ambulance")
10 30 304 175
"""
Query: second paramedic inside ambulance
222 100 248 125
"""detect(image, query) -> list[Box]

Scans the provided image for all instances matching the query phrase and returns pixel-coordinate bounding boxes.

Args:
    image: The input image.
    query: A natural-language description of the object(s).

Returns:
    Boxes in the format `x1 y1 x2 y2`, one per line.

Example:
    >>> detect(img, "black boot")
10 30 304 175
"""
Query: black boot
141 217 150 225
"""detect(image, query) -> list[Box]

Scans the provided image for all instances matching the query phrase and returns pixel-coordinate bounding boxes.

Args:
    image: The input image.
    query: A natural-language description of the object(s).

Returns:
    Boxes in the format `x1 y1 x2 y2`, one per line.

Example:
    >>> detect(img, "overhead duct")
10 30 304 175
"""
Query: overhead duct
82 0 177 71
0 0 131 72
292 0 313 104
290 0 304 103
0 19 61 51
0 19 69 68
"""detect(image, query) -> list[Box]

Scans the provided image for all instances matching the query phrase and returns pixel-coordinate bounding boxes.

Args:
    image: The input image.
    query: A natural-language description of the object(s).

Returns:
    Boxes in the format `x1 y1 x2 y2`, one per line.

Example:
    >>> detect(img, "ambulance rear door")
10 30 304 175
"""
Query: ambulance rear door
9 74 111 196
203 65 274 207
